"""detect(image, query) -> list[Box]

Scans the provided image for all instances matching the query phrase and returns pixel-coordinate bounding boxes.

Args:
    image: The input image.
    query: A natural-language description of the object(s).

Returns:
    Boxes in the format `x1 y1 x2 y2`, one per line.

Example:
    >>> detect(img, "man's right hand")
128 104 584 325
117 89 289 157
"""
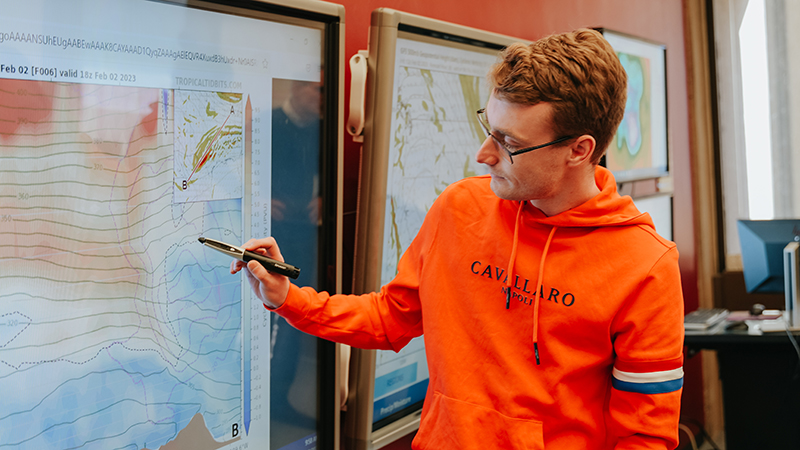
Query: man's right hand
230 237 290 309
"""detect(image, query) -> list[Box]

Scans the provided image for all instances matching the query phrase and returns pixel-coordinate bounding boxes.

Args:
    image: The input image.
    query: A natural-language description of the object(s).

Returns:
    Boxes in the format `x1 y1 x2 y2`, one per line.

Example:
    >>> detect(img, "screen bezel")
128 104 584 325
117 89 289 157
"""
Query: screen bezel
0 0 345 448
155 1 346 448
597 28 670 183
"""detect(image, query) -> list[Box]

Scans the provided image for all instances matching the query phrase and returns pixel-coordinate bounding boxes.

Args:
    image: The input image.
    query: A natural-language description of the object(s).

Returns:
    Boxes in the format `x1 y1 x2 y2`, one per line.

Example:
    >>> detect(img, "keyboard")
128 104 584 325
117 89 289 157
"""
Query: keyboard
683 308 730 330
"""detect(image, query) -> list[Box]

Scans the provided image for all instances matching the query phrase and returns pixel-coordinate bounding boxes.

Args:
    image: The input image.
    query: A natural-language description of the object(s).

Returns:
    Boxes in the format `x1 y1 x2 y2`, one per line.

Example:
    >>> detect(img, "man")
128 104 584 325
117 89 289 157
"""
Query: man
269 78 323 446
232 28 684 449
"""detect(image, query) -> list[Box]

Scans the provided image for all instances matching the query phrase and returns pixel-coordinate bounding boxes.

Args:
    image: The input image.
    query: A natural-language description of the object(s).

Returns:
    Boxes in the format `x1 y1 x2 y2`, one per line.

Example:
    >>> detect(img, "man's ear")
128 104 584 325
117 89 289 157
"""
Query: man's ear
567 134 596 166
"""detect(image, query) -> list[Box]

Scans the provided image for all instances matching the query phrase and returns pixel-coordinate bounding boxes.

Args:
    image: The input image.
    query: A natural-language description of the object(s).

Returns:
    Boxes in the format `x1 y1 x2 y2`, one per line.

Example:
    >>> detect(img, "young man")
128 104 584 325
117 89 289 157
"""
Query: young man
232 28 685 449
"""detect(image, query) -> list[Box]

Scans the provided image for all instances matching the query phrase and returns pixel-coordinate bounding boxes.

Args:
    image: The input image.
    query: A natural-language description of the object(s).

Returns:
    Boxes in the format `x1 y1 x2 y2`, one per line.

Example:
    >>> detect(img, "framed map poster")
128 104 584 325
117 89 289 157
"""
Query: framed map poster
599 29 668 183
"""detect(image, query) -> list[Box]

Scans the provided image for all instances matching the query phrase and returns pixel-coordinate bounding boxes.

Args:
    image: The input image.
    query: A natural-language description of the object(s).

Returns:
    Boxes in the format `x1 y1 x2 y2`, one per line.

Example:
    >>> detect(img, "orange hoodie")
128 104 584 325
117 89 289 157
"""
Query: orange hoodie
273 166 685 449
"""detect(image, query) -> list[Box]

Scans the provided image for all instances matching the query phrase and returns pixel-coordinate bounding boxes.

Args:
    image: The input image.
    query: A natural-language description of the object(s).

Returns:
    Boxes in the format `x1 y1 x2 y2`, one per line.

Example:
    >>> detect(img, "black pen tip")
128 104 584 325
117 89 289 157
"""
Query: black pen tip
198 237 205 244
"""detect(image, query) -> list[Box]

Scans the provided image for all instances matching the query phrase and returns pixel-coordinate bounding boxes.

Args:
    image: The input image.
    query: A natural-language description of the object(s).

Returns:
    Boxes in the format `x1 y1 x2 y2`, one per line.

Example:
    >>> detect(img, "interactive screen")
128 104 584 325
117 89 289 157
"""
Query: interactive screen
600 29 668 183
372 32 498 428
349 10 519 446
0 1 342 449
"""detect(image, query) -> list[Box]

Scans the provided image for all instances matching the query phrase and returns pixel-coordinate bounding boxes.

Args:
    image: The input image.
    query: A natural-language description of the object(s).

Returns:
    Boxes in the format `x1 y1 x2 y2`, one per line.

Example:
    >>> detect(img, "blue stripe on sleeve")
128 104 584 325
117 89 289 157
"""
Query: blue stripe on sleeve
612 377 684 394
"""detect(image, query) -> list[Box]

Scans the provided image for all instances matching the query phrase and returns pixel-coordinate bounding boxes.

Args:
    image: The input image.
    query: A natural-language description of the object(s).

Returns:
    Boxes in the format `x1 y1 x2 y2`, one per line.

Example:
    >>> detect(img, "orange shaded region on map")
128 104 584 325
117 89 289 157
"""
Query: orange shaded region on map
0 79 168 304
0 79 56 143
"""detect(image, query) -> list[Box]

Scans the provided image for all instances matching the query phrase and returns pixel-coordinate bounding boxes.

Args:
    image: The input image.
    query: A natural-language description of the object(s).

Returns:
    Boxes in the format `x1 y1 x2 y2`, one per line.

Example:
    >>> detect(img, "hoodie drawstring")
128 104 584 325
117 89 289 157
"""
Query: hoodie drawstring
504 200 558 366
532 226 557 365
505 202 525 309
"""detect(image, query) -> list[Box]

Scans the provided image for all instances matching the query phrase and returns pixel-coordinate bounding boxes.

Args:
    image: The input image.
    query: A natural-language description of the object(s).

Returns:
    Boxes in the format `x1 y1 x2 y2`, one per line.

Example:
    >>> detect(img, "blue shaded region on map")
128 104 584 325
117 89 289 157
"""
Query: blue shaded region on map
0 199 242 450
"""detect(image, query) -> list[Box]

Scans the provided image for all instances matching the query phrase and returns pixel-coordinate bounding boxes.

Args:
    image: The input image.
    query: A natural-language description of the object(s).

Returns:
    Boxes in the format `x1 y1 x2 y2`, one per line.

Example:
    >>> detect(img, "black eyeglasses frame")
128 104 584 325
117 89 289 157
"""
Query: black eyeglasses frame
476 108 576 164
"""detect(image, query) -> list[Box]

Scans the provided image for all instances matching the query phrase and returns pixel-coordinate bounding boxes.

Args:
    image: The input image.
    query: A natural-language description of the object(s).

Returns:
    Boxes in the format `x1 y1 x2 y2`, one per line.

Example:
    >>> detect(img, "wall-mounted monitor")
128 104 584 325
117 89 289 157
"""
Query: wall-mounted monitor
598 29 669 183
347 8 521 449
0 1 344 449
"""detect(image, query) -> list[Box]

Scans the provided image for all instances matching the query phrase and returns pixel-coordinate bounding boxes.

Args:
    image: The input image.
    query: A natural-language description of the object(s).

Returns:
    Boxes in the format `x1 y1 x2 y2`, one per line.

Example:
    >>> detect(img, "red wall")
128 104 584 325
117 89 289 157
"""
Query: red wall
333 0 701 446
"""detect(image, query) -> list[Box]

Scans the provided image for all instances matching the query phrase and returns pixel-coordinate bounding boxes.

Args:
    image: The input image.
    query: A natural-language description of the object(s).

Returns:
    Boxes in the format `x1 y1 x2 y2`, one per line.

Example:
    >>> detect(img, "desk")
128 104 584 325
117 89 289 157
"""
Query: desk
685 329 800 449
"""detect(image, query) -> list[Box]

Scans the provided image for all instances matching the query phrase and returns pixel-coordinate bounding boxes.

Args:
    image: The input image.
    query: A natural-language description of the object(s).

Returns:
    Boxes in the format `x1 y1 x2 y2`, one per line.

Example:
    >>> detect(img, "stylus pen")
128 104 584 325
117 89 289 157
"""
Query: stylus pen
198 237 301 279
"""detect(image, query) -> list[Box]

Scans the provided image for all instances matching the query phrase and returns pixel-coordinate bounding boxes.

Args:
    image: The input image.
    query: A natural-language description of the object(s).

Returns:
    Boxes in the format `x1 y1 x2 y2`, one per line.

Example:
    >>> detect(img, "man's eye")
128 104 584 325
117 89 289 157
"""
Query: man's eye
492 133 517 150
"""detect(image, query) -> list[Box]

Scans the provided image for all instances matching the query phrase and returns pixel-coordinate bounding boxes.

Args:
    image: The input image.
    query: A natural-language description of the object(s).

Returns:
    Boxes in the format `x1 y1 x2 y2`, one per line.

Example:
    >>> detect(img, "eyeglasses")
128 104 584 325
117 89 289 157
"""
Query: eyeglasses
476 108 575 164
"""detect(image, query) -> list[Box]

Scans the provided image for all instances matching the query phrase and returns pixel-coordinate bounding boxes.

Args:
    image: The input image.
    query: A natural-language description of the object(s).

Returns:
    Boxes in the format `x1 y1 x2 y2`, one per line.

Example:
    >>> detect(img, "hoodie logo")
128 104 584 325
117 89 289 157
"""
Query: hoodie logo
470 260 575 307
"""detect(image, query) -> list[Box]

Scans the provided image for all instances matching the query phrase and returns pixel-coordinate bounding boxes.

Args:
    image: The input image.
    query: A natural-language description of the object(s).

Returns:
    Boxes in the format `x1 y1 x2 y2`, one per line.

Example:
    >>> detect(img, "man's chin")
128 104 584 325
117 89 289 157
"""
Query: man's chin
489 179 516 201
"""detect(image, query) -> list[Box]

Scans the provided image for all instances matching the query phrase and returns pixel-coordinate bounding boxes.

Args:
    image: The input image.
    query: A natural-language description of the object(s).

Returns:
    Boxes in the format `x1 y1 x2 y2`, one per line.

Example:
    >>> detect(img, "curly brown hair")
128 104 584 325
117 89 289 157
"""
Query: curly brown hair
488 28 627 164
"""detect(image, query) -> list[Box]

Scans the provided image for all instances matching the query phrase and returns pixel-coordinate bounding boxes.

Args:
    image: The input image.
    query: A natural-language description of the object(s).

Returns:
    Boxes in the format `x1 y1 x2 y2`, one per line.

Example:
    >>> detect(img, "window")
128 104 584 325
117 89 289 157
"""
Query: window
713 0 800 268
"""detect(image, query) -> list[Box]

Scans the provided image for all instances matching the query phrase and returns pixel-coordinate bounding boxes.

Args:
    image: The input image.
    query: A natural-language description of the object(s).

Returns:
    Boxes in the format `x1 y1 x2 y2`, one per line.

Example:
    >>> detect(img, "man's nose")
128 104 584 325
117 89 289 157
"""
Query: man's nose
476 136 500 166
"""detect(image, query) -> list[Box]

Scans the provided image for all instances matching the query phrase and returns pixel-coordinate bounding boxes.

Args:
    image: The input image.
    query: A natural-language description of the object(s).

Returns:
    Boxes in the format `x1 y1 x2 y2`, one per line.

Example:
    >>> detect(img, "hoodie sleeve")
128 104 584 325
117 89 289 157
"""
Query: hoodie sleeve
269 279 424 351
608 246 685 449
267 192 442 352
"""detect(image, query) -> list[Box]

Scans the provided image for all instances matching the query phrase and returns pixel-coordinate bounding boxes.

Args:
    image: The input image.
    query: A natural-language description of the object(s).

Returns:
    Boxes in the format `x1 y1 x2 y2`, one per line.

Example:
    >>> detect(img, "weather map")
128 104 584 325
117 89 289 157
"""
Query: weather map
380 66 490 285
0 80 244 450
372 38 496 419
607 51 653 173
173 91 244 203
0 0 334 448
